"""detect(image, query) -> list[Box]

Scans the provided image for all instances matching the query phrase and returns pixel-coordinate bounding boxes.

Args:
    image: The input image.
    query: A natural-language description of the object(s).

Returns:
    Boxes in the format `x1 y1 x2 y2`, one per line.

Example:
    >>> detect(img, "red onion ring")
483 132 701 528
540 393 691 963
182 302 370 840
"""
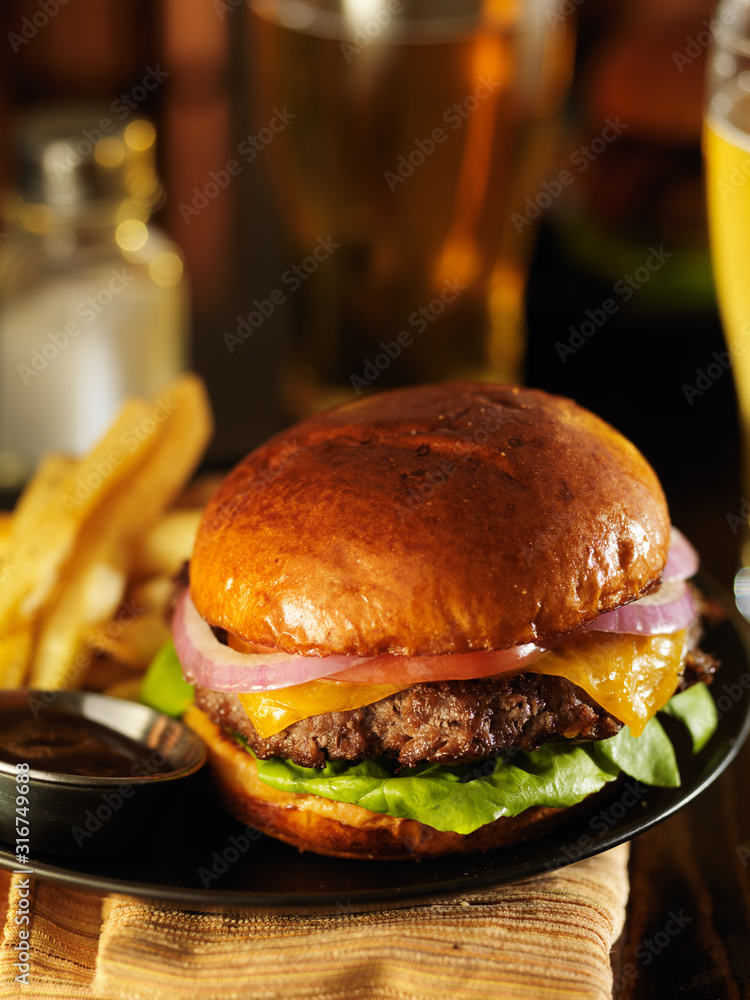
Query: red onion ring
584 580 695 635
173 590 374 692
664 526 699 583
173 590 544 693
582 528 699 635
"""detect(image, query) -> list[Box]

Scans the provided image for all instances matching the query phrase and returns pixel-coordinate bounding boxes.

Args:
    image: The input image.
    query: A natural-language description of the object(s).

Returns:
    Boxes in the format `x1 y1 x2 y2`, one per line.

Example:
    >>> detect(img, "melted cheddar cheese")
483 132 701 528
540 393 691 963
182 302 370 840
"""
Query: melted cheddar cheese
533 629 688 736
238 630 688 739
239 679 405 739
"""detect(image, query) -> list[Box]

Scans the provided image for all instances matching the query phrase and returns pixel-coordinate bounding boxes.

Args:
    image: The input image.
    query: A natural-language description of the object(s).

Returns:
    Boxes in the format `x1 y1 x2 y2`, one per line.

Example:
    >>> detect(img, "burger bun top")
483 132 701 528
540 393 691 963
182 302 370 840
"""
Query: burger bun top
190 384 670 656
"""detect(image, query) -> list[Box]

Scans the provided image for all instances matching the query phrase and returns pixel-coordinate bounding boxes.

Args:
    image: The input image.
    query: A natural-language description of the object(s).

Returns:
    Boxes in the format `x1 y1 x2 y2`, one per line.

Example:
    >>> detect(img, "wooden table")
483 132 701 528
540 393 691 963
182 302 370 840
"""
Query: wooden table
615 736 750 998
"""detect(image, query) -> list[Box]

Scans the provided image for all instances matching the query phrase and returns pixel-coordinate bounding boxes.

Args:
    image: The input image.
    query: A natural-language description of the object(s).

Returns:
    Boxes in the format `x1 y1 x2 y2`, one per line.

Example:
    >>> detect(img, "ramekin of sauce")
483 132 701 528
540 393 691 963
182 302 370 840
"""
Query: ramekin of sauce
0 690 205 856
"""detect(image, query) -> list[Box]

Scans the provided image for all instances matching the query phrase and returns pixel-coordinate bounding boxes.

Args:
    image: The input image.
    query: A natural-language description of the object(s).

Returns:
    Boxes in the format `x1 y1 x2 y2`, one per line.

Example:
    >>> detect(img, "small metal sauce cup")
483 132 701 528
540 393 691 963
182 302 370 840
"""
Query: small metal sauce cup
0 690 205 856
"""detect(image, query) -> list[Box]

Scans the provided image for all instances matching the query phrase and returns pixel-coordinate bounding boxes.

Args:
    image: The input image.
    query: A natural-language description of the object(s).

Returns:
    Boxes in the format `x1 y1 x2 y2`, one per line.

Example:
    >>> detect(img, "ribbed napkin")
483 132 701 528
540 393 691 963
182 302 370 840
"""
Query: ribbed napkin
0 844 629 1000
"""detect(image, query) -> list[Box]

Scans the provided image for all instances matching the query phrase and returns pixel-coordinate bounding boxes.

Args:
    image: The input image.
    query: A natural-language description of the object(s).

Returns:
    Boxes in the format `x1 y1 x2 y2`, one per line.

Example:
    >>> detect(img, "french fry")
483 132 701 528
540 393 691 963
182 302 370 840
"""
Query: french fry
0 516 13 591
0 512 12 548
0 401 160 634
84 611 170 669
6 453 75 538
30 375 213 689
0 628 33 688
0 453 74 575
0 456 76 683
27 559 127 690
131 509 202 579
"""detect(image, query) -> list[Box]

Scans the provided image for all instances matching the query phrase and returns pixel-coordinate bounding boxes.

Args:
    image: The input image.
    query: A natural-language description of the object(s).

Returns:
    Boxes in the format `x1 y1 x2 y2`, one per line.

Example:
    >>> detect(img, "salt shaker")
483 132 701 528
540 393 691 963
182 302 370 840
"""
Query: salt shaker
0 106 189 487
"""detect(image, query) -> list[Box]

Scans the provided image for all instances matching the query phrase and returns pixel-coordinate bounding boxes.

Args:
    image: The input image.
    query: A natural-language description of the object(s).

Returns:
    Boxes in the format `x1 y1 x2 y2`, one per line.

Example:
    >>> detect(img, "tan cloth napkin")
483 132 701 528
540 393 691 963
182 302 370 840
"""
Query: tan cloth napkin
0 844 629 1000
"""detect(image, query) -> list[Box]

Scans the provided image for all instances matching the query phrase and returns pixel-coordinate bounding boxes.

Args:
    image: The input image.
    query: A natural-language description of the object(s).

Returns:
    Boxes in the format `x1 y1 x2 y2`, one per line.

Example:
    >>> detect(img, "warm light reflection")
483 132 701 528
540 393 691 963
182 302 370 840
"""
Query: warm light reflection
125 167 160 203
342 0 391 32
149 251 184 287
432 32 507 291
480 0 520 27
94 137 125 168
124 120 156 152
115 219 148 251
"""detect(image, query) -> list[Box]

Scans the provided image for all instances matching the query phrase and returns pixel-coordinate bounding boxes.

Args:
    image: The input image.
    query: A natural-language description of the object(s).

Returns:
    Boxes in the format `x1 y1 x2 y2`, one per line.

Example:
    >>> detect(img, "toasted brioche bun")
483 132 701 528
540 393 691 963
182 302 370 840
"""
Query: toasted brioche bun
184 705 577 860
191 383 669 656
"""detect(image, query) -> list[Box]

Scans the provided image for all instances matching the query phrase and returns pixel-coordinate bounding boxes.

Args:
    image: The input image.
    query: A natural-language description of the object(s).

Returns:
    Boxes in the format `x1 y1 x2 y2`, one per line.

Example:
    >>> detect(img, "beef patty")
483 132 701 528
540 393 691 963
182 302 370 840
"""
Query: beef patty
195 647 717 769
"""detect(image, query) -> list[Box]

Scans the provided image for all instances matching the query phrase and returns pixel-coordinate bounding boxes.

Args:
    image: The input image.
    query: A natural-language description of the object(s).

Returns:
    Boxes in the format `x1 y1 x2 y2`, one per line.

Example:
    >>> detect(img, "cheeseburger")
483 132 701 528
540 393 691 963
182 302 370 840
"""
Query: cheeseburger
170 384 718 859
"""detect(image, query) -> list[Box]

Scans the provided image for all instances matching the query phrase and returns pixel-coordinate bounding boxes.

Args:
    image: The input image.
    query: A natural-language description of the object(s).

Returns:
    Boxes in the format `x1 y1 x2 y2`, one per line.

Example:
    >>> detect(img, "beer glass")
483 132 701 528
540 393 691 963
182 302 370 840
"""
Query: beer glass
704 0 750 595
247 0 575 416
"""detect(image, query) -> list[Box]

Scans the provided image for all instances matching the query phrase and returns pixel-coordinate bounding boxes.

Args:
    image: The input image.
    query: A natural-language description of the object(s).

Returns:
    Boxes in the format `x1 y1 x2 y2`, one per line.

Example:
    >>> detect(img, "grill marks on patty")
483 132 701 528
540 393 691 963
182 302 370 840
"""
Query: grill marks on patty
195 648 716 769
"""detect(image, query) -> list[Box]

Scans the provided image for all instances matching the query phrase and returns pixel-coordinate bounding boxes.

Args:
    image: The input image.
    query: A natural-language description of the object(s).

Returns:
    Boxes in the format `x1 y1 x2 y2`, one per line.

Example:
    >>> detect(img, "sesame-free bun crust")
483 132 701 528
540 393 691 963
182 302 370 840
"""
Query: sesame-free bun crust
184 706 573 860
191 384 670 655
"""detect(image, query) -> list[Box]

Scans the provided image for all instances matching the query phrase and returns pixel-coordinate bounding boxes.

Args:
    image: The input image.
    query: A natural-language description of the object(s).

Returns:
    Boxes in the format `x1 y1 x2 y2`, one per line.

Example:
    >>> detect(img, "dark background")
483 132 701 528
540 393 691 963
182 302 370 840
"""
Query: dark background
0 0 740 591
0 3 749 995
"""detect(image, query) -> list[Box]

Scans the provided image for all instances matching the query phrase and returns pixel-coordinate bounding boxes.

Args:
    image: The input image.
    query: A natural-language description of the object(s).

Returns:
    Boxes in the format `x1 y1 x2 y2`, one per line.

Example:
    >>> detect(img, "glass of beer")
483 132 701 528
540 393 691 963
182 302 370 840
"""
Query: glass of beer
247 0 575 416
705 0 750 586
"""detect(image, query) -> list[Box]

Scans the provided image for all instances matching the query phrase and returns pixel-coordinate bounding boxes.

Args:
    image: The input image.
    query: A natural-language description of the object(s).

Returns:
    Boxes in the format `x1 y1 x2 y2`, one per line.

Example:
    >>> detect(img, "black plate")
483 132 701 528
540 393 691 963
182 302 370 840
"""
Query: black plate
2 573 749 914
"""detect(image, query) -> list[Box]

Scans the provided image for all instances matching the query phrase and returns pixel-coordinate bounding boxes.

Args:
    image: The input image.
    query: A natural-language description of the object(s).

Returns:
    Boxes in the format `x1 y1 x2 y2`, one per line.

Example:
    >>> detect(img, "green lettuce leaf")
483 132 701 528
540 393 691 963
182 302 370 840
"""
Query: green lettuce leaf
245 739 618 835
661 682 719 752
141 639 195 717
594 715 680 787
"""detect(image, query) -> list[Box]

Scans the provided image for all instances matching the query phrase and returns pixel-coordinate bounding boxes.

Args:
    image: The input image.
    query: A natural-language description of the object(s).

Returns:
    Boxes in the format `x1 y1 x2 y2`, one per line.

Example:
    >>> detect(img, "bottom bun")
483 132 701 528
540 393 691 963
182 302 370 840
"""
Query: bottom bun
185 706 581 860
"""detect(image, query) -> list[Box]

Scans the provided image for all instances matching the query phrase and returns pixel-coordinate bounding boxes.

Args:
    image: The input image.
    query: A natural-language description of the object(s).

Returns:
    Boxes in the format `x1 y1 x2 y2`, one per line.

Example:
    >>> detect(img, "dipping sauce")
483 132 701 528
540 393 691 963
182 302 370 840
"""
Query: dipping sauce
0 709 169 778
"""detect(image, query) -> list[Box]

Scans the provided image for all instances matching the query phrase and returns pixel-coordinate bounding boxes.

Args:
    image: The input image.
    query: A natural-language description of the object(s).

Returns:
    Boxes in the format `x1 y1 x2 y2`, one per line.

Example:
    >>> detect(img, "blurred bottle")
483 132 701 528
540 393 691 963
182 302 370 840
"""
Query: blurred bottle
0 106 189 487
